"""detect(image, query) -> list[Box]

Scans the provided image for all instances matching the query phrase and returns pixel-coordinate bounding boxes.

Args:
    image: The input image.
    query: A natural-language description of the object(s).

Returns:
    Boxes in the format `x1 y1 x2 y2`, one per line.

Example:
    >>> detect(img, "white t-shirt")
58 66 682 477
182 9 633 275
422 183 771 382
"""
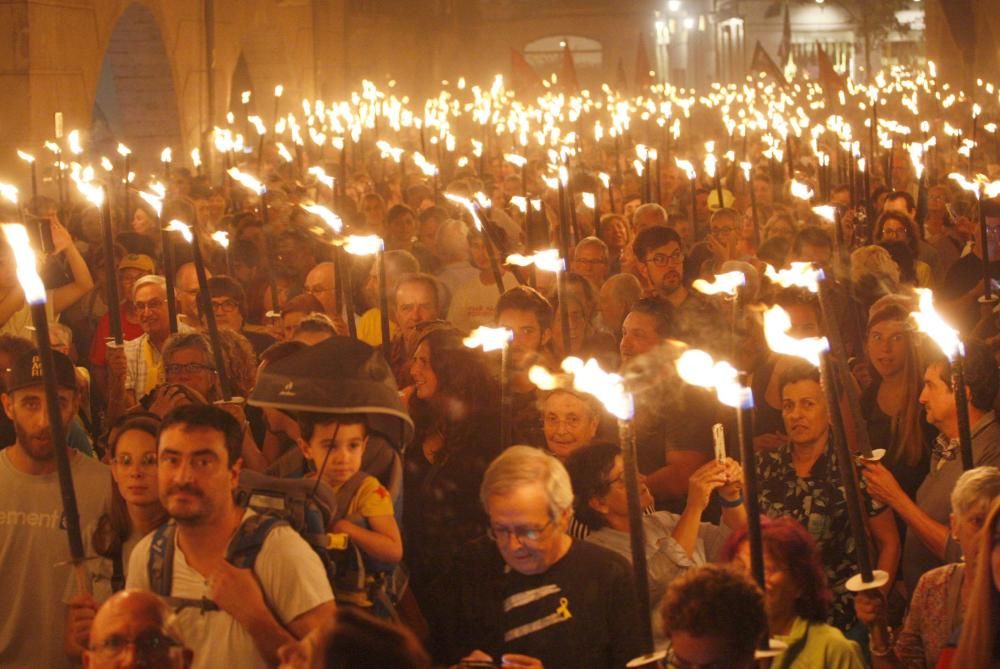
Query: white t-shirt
449 274 511 334
127 510 334 669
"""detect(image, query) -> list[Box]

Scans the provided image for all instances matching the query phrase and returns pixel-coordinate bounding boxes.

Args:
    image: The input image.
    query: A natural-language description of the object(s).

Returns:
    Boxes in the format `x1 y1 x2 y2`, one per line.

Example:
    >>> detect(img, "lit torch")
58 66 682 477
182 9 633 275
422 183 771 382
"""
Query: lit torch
137 185 178 332
2 223 90 593
166 220 232 400
464 326 514 449
533 357 654 651
911 288 974 469
343 234 389 359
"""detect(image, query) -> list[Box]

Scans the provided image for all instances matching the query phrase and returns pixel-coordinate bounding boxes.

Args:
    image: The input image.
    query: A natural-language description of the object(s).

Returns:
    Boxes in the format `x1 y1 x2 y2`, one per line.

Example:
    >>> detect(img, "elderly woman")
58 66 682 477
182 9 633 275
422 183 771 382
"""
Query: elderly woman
949 495 1000 667
566 442 746 643
855 466 1000 668
724 517 866 668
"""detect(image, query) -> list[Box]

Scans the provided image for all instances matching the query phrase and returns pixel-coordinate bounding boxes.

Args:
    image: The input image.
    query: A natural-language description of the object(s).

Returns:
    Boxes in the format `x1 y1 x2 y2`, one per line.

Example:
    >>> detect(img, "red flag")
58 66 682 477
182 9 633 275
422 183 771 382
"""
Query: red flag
560 43 580 94
749 41 786 85
510 48 543 95
635 31 655 91
816 43 845 93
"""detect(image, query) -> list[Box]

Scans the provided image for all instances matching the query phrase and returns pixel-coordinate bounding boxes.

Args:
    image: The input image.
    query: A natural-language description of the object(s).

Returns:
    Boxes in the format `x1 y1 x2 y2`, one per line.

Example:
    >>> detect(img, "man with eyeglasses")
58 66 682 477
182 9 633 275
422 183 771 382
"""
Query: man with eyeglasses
0 350 110 668
205 276 275 357
84 590 192 669
432 446 643 669
571 237 610 289
633 225 719 347
109 276 194 420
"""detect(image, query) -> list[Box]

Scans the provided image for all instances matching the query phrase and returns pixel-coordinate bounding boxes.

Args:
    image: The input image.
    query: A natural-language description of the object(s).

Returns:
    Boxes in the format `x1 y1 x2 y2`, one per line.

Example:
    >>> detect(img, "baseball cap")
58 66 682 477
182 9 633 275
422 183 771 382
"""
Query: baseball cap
5 349 77 393
118 254 155 274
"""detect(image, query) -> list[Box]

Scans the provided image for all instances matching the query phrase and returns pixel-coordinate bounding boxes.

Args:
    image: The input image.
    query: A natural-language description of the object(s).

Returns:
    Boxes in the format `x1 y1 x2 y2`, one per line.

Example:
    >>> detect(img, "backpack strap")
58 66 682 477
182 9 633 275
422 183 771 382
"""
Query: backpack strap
330 472 370 526
226 513 287 569
149 515 286 614
147 521 177 598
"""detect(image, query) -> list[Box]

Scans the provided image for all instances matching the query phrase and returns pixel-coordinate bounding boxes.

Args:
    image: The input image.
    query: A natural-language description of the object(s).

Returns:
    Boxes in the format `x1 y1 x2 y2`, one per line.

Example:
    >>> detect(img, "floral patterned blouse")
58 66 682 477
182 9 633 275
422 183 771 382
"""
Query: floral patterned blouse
895 562 965 668
756 443 884 631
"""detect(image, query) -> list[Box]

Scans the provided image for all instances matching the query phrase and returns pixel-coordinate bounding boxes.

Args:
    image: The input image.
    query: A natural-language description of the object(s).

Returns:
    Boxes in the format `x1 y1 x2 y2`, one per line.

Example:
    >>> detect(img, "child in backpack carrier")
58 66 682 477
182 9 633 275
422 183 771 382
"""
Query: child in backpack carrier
296 411 403 609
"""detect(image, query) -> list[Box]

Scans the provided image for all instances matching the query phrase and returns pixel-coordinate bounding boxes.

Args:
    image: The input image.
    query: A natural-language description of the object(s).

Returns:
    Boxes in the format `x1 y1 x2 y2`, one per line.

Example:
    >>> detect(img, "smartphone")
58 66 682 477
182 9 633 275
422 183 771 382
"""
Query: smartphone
23 214 54 254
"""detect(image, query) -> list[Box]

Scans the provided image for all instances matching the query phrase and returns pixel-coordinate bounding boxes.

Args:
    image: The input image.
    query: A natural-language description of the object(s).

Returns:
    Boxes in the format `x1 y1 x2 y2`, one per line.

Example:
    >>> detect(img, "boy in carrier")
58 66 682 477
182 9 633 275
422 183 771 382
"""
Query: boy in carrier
295 411 403 608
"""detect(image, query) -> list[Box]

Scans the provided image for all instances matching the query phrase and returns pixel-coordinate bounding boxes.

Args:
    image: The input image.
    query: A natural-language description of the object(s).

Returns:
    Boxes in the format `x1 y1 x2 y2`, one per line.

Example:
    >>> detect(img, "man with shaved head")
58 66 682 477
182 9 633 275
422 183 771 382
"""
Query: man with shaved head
83 590 192 669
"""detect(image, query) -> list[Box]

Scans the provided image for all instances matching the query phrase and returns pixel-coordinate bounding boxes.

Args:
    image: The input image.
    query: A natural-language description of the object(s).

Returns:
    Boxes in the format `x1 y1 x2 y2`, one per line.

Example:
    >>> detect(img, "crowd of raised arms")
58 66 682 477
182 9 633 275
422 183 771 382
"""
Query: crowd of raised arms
5 65 1000 669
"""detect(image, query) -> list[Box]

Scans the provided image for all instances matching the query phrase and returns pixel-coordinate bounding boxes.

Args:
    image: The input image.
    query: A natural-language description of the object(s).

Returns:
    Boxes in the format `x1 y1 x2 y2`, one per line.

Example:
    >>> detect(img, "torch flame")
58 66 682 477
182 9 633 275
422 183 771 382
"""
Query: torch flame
692 270 746 297
764 262 821 293
342 235 383 256
528 365 559 390
504 153 527 168
301 203 343 235
762 305 829 368
17 150 34 164
227 168 265 195
1 224 45 304
137 190 162 217
116 143 131 157
505 249 564 273
675 349 753 409
0 183 18 205
911 288 963 361
789 179 814 201
561 357 634 421
161 147 172 163
582 192 596 209
444 193 484 231
464 326 513 352
68 130 83 155
812 205 837 223
675 158 697 180
165 220 193 243
210 231 230 249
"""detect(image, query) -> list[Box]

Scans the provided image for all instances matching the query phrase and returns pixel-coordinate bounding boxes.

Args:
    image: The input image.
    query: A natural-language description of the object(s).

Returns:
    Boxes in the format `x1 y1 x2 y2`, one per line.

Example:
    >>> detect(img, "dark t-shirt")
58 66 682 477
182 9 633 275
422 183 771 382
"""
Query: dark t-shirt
431 538 645 669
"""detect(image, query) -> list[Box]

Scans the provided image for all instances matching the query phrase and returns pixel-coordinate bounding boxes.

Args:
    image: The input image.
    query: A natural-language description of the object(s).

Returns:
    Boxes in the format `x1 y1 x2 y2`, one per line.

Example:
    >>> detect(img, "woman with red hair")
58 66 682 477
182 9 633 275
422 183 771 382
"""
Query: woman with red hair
722 516 866 668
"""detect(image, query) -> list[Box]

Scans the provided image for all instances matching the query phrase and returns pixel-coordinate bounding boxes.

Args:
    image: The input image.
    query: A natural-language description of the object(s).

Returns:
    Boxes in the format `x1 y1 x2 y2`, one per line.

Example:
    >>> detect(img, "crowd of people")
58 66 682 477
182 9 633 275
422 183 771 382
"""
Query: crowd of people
3 72 1000 669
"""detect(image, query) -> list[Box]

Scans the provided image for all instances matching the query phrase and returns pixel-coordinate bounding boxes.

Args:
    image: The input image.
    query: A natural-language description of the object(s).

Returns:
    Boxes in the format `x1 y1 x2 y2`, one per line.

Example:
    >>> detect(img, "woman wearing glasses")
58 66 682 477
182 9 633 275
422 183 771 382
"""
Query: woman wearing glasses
64 413 167 660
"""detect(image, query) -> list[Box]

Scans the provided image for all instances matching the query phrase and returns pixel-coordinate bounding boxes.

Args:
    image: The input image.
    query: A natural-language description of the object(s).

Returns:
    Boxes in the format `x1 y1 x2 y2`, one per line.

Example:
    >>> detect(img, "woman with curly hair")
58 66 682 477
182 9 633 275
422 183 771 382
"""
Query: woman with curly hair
401 324 502 611
723 516 866 668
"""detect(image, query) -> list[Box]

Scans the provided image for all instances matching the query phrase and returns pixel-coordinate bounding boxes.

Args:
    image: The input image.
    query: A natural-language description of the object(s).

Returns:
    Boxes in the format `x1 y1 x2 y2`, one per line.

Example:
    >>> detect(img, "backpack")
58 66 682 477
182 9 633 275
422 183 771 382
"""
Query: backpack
147 473 340 613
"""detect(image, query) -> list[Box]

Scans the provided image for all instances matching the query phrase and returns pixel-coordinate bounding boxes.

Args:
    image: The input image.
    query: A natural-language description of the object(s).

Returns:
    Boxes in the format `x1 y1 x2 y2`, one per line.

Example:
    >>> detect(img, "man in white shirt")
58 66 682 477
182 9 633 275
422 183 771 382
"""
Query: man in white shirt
127 405 334 669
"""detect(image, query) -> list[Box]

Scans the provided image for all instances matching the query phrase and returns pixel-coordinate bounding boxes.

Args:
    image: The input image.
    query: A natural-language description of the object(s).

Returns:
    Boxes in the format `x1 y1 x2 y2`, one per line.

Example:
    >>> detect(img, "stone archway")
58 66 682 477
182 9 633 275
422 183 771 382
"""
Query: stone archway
92 2 182 173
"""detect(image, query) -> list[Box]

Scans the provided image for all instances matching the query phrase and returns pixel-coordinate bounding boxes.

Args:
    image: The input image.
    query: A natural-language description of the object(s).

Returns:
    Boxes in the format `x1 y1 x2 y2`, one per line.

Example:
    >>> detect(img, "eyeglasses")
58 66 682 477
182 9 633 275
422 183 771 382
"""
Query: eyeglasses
113 453 158 468
91 631 178 659
880 226 908 239
487 519 554 545
645 250 684 267
305 285 332 295
711 225 735 235
165 363 215 376
134 298 165 312
211 298 240 313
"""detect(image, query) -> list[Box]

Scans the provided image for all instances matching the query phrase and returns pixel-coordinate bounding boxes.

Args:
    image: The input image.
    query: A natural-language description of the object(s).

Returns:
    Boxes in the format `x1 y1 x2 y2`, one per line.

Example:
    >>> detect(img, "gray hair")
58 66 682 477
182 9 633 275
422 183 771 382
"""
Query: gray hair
574 236 609 260
162 332 214 368
435 218 471 263
951 466 1000 519
480 445 574 520
632 203 668 226
48 322 73 348
599 273 643 307
133 274 167 301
